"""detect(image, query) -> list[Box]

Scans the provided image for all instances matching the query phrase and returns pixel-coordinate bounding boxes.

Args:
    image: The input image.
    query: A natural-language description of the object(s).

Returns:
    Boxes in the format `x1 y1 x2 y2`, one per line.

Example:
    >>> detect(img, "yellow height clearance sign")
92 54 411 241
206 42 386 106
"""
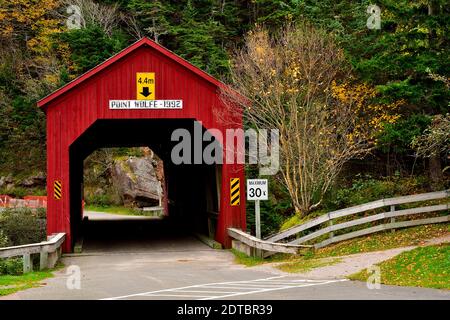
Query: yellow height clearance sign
136 72 155 100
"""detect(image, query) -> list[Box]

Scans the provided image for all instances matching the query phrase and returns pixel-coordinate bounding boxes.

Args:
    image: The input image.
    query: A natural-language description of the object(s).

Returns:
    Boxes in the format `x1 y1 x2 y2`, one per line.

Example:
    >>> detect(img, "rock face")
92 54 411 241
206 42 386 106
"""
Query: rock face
20 172 46 187
0 173 46 190
111 155 164 208
0 175 13 189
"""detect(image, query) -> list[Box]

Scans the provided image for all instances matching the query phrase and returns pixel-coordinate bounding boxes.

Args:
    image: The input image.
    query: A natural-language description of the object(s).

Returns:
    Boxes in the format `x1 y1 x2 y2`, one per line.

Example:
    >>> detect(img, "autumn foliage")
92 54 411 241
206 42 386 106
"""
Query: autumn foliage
223 23 406 216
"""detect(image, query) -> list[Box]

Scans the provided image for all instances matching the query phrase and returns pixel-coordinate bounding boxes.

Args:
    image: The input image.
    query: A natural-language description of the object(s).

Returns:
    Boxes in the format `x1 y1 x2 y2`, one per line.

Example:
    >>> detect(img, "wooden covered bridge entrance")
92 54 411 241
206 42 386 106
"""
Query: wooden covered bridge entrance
38 38 246 252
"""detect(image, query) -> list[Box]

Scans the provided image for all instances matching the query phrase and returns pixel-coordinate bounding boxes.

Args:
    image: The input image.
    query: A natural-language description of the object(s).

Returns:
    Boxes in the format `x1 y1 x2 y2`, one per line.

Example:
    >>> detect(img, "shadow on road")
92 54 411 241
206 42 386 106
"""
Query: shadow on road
81 212 210 254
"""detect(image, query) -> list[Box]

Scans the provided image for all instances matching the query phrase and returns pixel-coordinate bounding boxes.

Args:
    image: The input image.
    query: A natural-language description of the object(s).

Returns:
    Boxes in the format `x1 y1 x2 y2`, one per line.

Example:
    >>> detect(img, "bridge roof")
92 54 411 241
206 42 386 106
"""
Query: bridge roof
37 37 226 108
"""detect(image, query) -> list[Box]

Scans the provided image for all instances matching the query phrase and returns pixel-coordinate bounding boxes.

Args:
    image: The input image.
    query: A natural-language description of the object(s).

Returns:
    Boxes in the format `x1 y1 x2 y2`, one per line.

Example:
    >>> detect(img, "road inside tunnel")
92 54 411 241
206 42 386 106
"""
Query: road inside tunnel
81 211 211 254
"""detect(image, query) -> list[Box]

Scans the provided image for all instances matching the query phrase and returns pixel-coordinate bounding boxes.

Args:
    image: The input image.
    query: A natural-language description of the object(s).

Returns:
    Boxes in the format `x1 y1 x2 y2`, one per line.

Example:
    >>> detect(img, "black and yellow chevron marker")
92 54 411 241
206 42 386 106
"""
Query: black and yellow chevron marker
54 180 62 200
230 178 240 206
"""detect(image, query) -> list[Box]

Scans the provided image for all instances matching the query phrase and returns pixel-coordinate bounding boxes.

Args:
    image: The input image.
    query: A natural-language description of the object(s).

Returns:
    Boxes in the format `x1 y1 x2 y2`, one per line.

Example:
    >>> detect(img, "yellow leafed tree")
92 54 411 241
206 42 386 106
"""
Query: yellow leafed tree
222 23 404 216
0 0 71 96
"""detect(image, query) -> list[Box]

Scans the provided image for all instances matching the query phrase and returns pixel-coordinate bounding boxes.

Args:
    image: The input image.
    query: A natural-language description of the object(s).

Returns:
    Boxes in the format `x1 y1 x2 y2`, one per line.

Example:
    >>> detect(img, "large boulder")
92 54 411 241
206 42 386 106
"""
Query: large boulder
111 155 163 207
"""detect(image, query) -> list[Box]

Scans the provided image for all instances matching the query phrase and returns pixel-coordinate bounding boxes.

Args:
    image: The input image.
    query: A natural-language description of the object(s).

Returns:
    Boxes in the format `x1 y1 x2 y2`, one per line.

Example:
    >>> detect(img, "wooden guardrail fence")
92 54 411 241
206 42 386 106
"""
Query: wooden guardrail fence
227 190 449 258
227 228 312 257
265 190 449 249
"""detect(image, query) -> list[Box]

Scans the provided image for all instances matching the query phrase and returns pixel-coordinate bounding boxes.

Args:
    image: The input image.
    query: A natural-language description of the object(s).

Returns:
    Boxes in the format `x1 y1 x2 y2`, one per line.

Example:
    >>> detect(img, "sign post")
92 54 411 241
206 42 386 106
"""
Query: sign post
247 179 268 257
255 199 261 239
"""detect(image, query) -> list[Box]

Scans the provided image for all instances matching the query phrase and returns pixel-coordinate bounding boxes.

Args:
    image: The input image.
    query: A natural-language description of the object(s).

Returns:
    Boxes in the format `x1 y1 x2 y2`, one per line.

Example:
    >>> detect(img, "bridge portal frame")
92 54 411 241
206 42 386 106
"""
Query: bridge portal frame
38 38 246 252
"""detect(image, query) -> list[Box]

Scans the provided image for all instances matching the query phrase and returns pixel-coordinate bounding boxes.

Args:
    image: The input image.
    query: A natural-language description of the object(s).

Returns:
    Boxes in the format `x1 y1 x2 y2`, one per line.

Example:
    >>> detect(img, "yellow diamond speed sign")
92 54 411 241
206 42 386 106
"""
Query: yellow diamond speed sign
136 72 155 100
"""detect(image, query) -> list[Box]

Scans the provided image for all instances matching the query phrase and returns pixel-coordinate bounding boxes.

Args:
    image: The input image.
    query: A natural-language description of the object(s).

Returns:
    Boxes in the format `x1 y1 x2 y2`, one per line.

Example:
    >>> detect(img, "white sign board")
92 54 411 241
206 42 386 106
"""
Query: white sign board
109 100 182 109
247 179 268 201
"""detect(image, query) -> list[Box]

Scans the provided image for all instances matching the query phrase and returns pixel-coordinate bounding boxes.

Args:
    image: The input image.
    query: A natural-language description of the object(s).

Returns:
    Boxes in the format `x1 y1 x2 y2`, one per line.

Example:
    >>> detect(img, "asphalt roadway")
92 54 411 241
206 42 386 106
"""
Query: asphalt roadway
3 212 450 300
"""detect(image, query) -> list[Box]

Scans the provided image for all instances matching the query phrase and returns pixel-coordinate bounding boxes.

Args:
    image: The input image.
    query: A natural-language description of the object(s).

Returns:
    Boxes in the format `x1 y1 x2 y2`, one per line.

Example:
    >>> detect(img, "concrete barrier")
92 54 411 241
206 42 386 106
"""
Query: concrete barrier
0 233 65 273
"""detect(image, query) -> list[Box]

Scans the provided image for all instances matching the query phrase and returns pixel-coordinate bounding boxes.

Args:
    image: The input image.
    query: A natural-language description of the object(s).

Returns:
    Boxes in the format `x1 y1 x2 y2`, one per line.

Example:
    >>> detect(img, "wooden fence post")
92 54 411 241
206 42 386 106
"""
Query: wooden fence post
329 218 334 240
40 251 48 270
390 205 396 233
23 253 32 273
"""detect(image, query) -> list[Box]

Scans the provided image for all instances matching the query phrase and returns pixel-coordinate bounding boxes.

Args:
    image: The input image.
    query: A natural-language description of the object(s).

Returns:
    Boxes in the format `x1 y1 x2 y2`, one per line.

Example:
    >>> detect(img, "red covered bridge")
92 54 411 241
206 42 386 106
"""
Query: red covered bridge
38 38 246 252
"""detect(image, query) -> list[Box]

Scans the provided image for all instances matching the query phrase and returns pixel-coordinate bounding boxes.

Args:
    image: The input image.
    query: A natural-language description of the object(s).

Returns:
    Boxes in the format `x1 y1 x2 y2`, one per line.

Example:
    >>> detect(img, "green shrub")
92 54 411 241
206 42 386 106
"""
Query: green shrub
325 174 429 210
377 114 432 154
85 193 118 207
0 230 9 247
0 258 23 275
59 25 129 73
246 200 284 238
0 208 46 246
280 208 328 231
280 215 303 231
0 186 46 198
0 186 27 198
35 208 47 219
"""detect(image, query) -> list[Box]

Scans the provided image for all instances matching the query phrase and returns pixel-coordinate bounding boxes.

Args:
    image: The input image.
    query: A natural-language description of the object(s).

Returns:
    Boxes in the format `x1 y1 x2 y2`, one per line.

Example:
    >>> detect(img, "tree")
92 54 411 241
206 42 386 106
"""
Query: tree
163 0 230 76
253 0 450 115
61 0 121 36
412 113 450 186
222 23 400 216
126 0 250 78
59 24 129 74
127 0 173 43
0 0 66 175
0 0 67 97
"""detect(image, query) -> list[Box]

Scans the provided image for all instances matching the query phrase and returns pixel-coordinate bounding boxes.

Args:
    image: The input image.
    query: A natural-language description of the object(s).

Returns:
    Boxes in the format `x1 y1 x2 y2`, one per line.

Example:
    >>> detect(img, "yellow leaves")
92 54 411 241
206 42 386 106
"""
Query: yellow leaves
43 73 59 87
331 81 377 109
369 113 401 129
1 0 61 49
331 80 404 141
255 46 265 56
0 9 7 21
5 0 59 26
1 25 13 37
26 37 39 48
283 63 301 83
0 0 70 96
346 132 358 145
286 87 299 94
248 27 273 66
57 42 73 69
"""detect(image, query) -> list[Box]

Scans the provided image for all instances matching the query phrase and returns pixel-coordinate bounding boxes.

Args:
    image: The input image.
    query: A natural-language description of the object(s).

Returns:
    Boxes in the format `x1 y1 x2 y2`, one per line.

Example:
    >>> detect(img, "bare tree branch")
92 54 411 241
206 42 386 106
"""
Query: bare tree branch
221 23 374 216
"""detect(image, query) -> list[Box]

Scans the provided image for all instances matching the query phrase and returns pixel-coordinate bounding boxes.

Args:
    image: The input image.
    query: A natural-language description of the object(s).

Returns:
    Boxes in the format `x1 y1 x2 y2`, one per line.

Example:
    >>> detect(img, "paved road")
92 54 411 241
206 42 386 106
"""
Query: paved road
4 212 450 300
83 210 160 220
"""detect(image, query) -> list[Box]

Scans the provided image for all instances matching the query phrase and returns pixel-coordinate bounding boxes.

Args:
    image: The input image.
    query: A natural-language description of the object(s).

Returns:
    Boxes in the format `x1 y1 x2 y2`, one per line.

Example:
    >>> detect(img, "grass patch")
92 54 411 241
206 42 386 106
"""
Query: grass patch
85 205 161 217
280 215 304 231
230 249 293 267
280 210 327 231
231 249 266 267
349 243 450 290
277 257 341 273
231 248 341 273
0 186 46 198
0 270 54 296
312 223 449 259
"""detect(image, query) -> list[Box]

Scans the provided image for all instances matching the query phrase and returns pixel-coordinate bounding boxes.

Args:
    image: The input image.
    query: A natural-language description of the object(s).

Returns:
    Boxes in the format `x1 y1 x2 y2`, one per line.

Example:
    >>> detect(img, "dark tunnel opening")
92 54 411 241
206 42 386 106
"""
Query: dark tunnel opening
68 119 222 251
